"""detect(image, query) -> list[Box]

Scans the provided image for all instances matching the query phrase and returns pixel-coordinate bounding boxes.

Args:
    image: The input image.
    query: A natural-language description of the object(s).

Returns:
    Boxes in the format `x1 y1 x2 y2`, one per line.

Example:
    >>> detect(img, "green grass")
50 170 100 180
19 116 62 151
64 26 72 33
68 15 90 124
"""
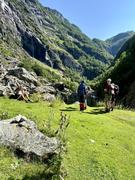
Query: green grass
0 97 135 179
62 105 135 180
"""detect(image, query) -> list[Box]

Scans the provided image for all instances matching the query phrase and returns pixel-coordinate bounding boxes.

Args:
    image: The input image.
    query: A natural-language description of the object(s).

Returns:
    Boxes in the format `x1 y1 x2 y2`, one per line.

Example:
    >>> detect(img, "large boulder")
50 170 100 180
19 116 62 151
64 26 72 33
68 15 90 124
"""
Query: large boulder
0 115 59 159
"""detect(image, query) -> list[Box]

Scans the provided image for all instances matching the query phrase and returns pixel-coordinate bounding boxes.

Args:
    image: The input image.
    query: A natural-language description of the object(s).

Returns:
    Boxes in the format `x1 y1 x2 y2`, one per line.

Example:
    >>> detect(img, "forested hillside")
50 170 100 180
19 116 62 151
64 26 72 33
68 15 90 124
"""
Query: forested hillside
95 35 135 108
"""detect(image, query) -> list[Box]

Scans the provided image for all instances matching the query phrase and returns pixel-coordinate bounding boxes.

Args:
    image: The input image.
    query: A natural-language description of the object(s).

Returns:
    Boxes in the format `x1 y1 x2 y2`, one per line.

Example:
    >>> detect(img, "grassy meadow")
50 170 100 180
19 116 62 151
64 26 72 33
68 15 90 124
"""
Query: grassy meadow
0 97 135 179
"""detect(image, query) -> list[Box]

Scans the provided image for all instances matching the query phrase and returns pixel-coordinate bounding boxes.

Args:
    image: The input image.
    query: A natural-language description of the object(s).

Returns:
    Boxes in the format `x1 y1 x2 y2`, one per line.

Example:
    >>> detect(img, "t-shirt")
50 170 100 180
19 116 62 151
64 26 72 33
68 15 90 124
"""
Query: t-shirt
104 83 112 95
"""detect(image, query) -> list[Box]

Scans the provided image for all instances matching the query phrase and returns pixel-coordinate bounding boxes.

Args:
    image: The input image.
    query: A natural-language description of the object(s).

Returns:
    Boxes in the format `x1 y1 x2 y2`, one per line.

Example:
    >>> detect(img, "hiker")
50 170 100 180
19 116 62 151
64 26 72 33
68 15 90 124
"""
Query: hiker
85 86 93 106
77 81 87 111
86 87 93 97
110 84 119 111
15 86 32 102
104 78 113 112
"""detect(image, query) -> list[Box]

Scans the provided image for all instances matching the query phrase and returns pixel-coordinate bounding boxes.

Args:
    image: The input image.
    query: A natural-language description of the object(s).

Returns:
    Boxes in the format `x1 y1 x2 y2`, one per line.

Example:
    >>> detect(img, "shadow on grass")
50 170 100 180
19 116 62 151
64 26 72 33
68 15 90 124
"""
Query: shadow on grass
23 172 56 180
84 108 106 115
60 107 78 112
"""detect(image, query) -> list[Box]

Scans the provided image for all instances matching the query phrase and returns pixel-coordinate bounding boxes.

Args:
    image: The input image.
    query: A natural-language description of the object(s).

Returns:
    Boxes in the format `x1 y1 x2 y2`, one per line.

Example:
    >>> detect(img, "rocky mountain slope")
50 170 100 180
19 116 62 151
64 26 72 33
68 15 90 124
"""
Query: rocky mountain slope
0 0 134 81
0 0 108 80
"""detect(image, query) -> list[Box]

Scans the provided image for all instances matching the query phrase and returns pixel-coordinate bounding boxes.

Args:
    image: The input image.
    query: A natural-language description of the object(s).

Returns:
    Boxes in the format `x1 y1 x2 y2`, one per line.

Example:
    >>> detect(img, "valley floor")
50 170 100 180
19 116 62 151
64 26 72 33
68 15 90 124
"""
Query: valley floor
0 97 135 180
62 104 135 180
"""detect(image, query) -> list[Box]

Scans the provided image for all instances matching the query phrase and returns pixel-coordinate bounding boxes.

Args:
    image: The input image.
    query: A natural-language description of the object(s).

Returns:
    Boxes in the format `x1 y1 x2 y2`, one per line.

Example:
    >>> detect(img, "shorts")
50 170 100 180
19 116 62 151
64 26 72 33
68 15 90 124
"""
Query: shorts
105 94 112 102
79 95 85 103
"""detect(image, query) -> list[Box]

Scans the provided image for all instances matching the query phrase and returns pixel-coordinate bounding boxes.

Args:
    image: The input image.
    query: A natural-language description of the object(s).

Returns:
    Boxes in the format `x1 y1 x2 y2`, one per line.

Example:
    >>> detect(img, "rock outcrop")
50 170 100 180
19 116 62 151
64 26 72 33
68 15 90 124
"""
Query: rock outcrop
0 66 39 96
0 115 59 159
0 64 72 102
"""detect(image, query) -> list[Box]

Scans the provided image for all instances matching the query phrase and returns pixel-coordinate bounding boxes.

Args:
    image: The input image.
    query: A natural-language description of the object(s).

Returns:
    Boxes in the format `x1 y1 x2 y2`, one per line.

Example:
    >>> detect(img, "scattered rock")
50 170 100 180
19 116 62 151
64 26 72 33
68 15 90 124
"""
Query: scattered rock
7 67 38 86
0 66 41 96
0 84 7 96
54 82 65 91
35 85 56 94
0 65 72 102
43 93 56 102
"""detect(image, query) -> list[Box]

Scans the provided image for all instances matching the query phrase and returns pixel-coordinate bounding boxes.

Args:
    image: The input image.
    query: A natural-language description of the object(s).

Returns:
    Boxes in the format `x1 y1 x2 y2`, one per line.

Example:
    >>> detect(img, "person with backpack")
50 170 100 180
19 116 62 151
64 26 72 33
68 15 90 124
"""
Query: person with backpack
77 81 87 111
104 78 113 112
110 84 119 111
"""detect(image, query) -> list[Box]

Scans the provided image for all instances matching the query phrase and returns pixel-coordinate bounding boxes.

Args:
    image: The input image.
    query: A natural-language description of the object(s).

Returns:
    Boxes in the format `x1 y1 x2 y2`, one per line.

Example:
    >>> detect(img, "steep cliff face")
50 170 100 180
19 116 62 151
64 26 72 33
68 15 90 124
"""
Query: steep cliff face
0 0 81 71
0 0 113 79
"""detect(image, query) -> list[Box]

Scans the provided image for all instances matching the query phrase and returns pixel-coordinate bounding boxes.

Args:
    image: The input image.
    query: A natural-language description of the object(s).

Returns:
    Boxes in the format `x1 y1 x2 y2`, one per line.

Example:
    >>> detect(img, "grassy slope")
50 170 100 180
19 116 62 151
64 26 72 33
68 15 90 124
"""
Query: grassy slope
0 98 135 179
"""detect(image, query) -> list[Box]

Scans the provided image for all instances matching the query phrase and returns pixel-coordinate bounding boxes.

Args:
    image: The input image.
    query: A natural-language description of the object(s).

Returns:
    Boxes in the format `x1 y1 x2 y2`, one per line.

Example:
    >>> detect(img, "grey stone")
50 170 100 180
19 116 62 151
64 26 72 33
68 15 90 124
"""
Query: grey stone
0 115 59 158
43 93 56 102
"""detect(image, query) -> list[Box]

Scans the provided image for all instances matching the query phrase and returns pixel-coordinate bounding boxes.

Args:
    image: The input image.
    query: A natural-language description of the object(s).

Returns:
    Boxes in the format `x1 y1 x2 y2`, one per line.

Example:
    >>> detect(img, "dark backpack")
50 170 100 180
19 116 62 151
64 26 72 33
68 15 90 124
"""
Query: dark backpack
114 85 119 95
78 83 86 96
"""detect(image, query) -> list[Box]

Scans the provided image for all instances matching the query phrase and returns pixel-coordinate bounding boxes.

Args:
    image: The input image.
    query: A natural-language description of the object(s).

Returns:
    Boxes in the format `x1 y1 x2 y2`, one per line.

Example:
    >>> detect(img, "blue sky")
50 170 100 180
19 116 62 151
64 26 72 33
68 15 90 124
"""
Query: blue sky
39 0 135 40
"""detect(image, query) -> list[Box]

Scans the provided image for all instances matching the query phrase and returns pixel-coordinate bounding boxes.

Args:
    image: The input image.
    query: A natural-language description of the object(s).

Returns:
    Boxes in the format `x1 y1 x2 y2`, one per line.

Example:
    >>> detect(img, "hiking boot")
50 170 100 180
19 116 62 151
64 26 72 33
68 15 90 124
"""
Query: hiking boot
105 108 110 113
110 107 114 111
